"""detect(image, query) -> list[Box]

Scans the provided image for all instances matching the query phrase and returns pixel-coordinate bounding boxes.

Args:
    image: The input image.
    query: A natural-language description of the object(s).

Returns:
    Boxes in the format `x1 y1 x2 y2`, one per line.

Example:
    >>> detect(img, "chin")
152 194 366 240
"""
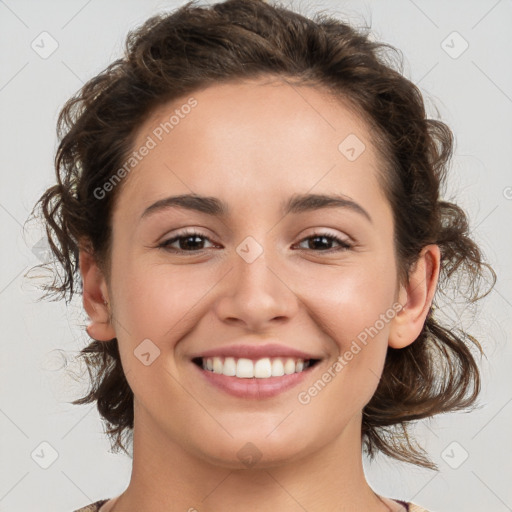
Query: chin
198 444 308 470
190 426 319 471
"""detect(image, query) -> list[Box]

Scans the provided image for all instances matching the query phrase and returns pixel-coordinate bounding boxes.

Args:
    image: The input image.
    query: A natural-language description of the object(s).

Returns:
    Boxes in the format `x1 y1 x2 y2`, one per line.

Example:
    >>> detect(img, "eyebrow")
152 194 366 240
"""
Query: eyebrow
140 192 372 223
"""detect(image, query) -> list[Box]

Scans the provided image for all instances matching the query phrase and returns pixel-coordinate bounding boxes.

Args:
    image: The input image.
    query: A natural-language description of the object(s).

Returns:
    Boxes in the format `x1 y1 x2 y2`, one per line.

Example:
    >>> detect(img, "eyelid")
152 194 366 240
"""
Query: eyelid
158 228 218 250
295 229 353 251
299 227 353 244
157 227 354 254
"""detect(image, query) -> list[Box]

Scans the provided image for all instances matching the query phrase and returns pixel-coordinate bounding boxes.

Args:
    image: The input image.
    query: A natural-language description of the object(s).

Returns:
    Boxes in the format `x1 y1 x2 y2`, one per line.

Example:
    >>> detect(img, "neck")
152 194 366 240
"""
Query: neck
111 407 393 512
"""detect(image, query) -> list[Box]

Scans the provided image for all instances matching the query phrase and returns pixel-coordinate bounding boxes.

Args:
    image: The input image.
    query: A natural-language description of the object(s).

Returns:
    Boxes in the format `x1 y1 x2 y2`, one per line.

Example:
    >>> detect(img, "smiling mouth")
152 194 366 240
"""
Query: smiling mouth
192 356 321 379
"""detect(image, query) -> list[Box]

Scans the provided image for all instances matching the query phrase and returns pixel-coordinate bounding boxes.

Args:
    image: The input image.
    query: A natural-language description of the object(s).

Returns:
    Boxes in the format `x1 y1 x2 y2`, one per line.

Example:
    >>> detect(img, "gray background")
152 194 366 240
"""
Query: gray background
0 0 511 511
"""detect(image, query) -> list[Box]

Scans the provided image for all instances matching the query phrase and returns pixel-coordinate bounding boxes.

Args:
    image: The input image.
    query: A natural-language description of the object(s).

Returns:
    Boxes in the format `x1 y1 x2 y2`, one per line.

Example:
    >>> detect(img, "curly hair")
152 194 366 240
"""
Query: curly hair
28 0 496 470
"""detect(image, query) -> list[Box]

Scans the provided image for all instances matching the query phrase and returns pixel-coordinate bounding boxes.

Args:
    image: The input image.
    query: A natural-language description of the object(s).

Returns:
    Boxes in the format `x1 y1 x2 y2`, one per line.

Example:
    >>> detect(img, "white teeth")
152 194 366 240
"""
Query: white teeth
223 357 236 376
271 358 284 377
254 358 272 378
284 358 296 375
200 356 313 378
236 358 254 378
213 357 223 374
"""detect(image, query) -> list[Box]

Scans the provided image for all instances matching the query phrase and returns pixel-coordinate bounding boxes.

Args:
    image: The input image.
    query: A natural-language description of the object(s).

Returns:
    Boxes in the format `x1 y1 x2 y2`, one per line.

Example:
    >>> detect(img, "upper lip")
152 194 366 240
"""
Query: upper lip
191 343 323 361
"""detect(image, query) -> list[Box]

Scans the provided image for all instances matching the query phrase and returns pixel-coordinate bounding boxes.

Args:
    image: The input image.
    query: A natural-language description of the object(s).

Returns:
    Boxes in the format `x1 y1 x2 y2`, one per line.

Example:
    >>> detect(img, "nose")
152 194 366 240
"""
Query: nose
212 246 300 332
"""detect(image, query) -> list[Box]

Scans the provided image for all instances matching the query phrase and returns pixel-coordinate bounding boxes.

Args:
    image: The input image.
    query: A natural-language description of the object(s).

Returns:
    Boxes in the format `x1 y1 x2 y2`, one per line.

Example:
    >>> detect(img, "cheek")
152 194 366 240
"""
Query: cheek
108 257 217 420
110 253 227 348
293 258 396 402
292 258 397 347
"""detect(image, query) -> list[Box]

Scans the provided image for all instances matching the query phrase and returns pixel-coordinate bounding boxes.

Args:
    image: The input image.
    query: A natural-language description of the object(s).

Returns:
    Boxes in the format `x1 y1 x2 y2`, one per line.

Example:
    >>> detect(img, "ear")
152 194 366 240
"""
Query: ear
388 244 441 349
79 241 116 341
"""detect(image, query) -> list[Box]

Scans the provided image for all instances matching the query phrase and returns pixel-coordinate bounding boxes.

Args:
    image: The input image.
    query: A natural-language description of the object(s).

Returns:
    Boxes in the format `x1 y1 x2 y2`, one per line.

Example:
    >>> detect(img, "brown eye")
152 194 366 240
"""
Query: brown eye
295 232 352 252
159 231 216 254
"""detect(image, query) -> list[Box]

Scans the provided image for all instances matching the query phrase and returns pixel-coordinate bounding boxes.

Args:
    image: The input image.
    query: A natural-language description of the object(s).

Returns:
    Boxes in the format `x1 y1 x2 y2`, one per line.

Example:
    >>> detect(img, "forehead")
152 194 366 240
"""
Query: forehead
116 78 389 222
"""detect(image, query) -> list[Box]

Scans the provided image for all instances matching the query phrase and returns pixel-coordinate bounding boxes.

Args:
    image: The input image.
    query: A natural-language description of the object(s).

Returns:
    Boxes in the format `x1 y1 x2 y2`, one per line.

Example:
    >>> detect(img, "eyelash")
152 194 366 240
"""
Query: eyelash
158 229 353 255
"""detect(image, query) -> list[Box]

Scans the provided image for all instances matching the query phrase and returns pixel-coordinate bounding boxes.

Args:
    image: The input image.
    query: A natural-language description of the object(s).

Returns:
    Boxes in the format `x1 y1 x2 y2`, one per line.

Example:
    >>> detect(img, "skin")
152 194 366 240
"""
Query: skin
79 77 440 512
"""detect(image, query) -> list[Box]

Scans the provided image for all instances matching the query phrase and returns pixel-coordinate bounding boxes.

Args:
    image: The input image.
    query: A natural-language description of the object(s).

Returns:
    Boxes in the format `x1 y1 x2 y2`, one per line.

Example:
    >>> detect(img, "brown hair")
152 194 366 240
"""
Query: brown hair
28 0 496 470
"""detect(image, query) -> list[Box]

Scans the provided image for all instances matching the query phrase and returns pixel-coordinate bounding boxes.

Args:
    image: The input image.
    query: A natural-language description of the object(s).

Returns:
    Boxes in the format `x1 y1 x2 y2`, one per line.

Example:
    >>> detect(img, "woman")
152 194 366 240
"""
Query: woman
30 0 495 510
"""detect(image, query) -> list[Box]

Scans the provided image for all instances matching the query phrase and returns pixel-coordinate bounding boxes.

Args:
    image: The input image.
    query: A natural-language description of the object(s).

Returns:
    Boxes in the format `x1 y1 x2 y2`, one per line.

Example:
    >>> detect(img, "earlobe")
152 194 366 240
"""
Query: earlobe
388 244 441 349
79 243 116 342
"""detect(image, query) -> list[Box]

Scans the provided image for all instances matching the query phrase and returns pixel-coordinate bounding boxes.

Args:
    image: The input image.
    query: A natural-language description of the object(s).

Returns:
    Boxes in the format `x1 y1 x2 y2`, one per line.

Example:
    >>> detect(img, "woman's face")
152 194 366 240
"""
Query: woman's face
99 78 407 467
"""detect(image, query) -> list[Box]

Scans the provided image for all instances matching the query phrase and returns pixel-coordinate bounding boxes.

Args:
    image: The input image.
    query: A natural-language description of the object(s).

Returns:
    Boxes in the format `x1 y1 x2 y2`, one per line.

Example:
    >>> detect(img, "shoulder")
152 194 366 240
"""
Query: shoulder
408 503 432 512
393 499 432 512
385 497 432 512
73 499 109 512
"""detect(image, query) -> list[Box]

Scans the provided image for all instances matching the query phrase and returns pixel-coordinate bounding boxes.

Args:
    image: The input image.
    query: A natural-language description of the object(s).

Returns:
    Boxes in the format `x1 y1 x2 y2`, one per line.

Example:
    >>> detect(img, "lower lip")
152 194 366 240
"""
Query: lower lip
193 362 317 399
